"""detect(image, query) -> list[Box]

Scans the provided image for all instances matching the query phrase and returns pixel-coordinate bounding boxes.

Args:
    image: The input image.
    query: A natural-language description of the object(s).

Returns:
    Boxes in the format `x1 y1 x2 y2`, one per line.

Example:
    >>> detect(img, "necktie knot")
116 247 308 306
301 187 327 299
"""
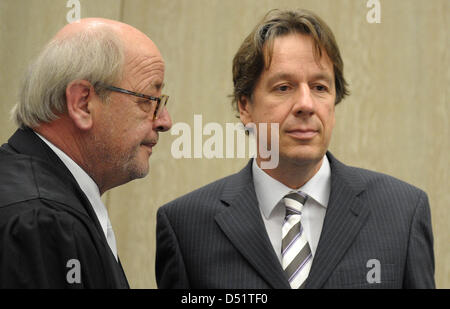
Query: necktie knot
283 191 308 215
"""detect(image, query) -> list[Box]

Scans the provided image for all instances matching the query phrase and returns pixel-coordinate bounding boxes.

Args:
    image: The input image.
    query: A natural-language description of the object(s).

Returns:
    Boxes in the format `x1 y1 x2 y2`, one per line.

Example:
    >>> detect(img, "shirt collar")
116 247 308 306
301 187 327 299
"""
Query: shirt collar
253 155 331 219
34 132 109 238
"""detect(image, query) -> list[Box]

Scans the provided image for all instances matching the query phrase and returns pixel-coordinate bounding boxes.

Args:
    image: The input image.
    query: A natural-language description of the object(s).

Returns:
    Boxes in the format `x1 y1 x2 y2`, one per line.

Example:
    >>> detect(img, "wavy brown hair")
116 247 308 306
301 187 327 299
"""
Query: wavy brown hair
231 9 349 114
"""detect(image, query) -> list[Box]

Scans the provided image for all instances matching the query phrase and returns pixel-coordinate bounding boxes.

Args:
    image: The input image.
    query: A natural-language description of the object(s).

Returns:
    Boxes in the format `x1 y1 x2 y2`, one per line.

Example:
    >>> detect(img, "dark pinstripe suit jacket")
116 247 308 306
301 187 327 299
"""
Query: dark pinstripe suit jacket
155 152 435 289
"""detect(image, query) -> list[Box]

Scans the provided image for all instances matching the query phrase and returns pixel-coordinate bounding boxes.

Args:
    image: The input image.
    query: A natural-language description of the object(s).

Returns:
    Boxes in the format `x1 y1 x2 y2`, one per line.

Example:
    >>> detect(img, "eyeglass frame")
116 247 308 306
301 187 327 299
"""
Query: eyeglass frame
102 85 169 119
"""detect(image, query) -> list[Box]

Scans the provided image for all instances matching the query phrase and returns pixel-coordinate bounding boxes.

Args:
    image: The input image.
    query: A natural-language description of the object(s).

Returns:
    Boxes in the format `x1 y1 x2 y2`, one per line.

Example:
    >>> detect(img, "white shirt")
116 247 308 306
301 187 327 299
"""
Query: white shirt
253 155 331 263
35 132 118 261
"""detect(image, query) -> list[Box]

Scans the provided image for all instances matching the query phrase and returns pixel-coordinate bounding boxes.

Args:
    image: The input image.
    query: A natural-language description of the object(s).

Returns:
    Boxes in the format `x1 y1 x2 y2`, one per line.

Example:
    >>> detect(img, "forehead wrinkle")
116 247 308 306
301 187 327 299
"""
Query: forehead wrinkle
271 34 333 71
266 66 333 86
135 65 165 93
126 54 164 76
125 54 165 92
267 51 334 87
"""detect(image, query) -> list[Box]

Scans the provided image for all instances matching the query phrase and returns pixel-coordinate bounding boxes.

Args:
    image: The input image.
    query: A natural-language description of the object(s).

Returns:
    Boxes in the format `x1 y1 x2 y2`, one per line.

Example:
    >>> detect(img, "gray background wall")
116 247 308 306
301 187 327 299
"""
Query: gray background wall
0 0 448 288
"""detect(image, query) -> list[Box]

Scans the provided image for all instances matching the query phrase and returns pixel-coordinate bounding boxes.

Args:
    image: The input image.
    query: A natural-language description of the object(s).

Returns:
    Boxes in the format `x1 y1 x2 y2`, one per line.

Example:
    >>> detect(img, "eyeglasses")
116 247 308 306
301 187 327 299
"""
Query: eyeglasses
104 85 169 119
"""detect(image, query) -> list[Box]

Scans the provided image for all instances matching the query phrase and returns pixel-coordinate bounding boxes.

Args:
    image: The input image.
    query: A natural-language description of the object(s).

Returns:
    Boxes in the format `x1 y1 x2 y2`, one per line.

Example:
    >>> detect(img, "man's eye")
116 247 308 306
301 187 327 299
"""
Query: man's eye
314 85 328 92
138 99 150 104
276 85 290 92
137 99 155 113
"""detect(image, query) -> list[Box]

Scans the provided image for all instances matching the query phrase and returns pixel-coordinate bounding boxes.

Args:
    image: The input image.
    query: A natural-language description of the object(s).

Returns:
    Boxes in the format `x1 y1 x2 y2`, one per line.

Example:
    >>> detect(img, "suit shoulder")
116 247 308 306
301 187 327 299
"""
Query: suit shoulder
0 197 86 226
341 164 428 213
0 151 40 207
352 165 425 194
0 150 91 231
159 169 244 216
0 148 87 214
0 199 83 240
163 174 232 206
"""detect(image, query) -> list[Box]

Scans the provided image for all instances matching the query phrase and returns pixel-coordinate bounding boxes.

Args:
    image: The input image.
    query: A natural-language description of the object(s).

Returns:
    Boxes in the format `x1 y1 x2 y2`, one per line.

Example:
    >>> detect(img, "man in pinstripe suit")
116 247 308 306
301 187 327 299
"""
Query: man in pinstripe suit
155 9 435 289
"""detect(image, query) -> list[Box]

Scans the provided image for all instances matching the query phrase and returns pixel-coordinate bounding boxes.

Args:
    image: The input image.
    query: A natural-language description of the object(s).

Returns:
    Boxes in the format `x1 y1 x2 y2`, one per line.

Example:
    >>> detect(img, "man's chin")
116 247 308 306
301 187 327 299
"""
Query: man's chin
135 165 150 179
124 159 150 182
281 148 326 166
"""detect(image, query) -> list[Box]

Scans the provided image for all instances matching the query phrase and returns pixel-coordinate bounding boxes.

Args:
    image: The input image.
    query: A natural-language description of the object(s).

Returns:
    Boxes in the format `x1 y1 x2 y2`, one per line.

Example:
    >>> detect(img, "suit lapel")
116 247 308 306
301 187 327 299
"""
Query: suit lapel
305 152 371 288
215 160 290 289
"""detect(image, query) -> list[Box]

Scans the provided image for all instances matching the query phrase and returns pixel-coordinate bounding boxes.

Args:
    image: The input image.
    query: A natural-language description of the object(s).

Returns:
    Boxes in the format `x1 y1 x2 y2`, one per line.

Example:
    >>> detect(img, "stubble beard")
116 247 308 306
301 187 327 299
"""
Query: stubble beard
89 131 149 191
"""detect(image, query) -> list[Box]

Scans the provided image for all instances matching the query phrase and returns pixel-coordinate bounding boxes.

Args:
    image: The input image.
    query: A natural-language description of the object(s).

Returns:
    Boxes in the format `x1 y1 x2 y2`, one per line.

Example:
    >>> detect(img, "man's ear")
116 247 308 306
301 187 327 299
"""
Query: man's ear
238 95 253 126
66 80 95 130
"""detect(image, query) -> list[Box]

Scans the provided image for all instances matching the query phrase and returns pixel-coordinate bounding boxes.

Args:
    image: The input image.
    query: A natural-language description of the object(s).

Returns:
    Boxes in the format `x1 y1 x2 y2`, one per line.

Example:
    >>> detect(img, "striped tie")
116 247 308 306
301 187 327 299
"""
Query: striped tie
281 192 312 289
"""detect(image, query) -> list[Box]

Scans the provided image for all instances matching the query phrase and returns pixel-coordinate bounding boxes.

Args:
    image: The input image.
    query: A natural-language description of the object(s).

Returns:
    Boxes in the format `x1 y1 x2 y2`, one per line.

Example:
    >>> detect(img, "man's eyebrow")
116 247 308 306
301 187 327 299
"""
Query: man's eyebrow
266 72 334 85
310 73 333 86
147 81 165 92
156 82 165 90
266 73 296 85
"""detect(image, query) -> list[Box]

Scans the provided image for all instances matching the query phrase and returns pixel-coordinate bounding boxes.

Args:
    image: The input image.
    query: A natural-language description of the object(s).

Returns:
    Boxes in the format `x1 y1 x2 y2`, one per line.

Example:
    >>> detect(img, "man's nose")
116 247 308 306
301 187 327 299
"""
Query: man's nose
153 107 172 132
292 84 315 116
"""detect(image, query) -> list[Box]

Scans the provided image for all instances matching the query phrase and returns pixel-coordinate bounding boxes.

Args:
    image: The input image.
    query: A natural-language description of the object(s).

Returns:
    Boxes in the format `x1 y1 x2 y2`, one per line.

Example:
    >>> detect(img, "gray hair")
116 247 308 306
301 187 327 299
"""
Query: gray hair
12 25 124 128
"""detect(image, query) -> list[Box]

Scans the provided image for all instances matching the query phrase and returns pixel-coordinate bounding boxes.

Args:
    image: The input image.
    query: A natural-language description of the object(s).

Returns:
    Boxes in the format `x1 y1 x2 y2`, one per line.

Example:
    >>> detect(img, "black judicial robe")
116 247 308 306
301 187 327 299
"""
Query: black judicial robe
0 128 129 288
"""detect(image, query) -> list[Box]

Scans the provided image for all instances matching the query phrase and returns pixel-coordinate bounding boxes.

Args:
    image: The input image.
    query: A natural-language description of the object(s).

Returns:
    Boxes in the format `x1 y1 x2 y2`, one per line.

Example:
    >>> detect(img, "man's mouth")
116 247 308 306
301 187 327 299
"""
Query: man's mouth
141 141 157 153
285 128 319 140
